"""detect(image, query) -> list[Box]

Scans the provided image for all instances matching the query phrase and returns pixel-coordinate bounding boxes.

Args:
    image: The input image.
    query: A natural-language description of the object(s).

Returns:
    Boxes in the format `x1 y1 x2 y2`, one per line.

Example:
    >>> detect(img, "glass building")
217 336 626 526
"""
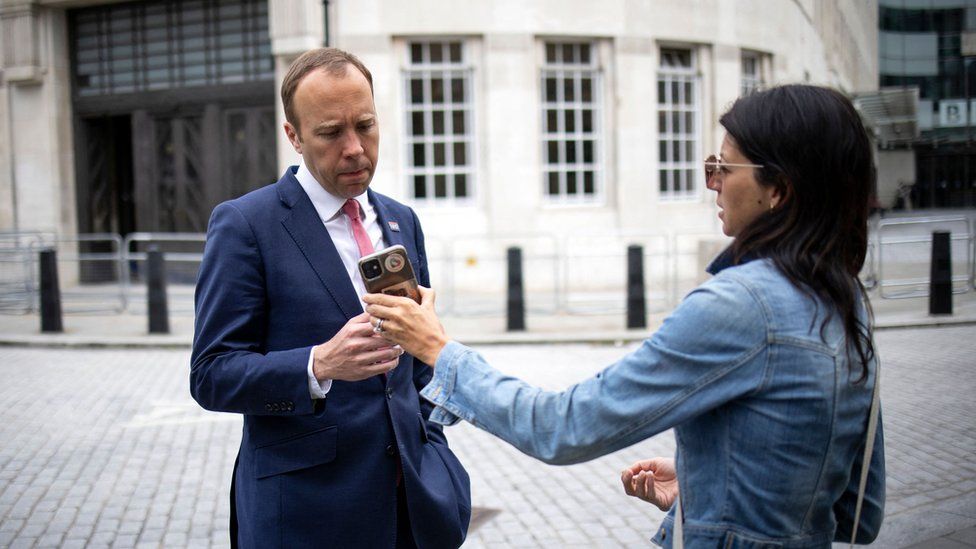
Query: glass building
880 0 976 208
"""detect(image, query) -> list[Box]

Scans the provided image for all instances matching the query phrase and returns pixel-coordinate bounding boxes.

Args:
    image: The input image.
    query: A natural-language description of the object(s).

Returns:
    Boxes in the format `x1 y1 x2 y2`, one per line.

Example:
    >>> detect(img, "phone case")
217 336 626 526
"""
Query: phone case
358 245 421 303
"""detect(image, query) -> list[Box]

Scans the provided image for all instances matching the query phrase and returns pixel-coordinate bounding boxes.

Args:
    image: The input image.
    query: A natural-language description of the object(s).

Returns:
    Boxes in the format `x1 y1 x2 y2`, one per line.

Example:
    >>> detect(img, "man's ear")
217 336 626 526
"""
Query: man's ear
284 122 303 155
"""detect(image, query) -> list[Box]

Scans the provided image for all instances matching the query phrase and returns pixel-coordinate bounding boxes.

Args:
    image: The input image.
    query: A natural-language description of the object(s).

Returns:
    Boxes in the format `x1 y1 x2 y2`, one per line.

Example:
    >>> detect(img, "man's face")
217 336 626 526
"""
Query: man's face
284 66 379 199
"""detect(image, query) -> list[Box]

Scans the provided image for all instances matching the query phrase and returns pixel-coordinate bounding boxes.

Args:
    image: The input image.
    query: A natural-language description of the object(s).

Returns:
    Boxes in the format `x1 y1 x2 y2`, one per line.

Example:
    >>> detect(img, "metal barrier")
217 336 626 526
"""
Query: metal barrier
441 234 561 317
560 232 671 315
972 216 976 289
0 231 53 314
876 216 973 299
3 216 973 319
123 233 206 315
418 238 453 315
861 240 877 290
29 233 126 314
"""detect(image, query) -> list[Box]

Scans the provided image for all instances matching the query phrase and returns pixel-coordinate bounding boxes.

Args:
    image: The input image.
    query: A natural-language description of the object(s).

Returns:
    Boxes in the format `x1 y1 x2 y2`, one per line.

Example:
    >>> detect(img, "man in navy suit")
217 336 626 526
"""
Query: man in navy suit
190 48 471 548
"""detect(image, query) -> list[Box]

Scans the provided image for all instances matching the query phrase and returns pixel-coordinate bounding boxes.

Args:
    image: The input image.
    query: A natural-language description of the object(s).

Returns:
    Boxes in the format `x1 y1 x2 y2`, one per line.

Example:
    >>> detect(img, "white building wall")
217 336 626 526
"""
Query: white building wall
0 0 878 266
312 0 879 247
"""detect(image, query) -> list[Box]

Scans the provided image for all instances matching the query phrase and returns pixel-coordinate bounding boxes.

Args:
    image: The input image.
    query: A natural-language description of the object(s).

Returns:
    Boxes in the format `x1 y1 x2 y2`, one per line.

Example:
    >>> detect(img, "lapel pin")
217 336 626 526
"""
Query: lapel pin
387 221 400 232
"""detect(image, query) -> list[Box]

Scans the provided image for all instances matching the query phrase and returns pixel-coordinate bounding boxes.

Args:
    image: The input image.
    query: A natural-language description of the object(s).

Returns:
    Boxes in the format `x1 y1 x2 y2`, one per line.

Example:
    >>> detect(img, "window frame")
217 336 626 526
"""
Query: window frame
656 45 702 202
740 50 766 97
401 39 478 208
539 39 605 206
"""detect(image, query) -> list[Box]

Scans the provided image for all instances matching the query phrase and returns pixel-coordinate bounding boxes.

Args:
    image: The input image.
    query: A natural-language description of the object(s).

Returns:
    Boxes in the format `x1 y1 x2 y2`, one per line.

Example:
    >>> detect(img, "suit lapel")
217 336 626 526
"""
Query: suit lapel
369 190 408 252
278 172 363 319
368 190 418 384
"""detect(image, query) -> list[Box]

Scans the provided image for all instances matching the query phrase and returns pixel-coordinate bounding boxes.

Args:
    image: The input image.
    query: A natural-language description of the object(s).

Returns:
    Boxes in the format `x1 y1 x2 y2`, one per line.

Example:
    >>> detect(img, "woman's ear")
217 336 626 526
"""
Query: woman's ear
770 177 791 210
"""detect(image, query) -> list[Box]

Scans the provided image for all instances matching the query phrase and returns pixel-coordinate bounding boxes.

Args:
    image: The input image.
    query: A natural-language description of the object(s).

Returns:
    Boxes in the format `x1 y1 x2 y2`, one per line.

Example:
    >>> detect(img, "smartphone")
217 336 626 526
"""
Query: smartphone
358 245 421 304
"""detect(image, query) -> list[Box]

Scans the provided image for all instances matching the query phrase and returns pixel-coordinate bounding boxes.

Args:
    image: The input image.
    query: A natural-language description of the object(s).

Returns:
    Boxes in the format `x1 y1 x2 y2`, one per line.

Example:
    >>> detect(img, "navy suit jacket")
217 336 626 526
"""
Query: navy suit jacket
190 167 471 548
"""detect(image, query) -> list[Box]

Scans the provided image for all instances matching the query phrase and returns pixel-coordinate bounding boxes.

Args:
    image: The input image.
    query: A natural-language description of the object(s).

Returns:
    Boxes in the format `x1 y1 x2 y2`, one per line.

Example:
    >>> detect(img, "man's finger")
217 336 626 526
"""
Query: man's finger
348 311 372 324
348 322 380 338
357 347 403 365
370 355 400 374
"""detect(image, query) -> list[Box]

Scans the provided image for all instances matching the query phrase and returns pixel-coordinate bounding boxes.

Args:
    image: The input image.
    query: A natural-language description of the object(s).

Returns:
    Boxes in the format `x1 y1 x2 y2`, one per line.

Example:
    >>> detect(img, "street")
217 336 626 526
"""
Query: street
0 325 974 548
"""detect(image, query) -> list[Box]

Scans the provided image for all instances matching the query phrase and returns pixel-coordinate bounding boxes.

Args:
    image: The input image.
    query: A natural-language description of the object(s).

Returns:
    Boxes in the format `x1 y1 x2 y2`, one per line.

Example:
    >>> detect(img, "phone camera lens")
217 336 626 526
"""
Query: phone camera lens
363 259 382 279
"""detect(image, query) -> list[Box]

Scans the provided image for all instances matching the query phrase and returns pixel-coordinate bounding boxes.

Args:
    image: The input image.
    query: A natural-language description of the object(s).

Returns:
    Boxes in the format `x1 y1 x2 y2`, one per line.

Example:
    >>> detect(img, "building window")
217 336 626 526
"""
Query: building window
403 41 475 205
741 51 764 96
541 41 602 204
657 47 700 200
70 0 273 97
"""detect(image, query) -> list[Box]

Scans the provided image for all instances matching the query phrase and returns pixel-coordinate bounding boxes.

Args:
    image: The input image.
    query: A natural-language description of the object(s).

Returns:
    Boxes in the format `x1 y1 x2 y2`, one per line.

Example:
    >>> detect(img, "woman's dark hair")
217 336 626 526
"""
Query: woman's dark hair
719 84 875 382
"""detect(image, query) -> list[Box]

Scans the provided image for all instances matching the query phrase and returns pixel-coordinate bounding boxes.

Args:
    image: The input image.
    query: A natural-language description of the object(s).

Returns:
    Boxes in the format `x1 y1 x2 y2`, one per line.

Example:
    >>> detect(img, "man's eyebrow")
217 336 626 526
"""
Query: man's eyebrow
312 121 342 132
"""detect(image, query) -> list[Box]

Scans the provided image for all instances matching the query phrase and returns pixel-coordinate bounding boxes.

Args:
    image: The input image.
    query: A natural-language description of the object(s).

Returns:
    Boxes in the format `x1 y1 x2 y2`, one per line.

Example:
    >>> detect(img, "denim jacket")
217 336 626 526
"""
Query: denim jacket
421 254 885 548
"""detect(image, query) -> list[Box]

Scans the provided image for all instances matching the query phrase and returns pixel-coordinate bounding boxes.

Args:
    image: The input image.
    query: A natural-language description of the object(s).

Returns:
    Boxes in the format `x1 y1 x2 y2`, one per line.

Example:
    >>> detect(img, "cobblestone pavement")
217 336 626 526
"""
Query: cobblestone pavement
0 325 974 548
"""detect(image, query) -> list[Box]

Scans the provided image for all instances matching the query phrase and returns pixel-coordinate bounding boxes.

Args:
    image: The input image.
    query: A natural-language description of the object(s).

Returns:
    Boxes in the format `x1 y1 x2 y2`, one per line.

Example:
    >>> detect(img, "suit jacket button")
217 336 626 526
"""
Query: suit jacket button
265 404 272 412
385 387 393 400
386 444 396 457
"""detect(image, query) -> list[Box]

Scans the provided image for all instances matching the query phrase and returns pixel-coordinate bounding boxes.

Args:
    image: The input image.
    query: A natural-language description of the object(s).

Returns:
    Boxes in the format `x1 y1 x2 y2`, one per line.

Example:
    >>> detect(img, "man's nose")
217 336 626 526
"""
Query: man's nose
341 130 364 157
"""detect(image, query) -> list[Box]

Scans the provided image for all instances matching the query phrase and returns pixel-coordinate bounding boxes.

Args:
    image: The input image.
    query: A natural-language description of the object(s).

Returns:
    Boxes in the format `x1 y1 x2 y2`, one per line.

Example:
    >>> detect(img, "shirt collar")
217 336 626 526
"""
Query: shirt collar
295 161 370 221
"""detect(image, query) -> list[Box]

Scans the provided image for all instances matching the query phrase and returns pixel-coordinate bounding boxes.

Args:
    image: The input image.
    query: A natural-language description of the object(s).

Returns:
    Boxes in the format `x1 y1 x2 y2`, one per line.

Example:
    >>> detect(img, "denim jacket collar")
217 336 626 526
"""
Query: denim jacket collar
706 245 760 276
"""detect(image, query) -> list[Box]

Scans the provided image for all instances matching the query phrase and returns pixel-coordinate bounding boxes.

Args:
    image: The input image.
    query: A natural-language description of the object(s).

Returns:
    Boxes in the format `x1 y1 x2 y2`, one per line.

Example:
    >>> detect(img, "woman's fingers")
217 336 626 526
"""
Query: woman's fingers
419 286 436 309
634 471 649 501
620 468 636 496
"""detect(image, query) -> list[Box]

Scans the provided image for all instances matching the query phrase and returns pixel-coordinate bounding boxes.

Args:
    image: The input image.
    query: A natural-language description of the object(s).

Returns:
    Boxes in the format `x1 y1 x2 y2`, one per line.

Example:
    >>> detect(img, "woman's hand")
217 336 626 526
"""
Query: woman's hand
620 457 679 512
363 286 449 366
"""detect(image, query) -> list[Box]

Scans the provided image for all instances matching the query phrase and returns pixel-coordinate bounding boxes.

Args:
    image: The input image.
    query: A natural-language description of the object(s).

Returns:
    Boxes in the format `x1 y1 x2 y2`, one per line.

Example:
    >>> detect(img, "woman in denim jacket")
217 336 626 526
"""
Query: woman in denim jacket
365 84 884 548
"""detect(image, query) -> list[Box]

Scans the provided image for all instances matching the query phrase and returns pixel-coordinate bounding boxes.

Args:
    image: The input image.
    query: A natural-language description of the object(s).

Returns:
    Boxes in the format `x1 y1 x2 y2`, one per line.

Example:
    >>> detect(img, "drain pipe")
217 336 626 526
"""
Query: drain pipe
5 78 19 233
322 0 330 47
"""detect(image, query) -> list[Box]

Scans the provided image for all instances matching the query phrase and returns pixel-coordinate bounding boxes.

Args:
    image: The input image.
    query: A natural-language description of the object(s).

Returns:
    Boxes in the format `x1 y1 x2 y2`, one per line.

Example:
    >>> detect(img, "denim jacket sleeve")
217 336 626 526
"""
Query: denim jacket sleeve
420 273 771 465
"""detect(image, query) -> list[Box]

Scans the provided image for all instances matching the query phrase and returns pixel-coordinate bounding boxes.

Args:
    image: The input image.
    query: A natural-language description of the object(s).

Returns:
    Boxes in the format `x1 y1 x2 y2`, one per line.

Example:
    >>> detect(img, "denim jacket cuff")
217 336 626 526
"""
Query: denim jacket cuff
420 341 467 426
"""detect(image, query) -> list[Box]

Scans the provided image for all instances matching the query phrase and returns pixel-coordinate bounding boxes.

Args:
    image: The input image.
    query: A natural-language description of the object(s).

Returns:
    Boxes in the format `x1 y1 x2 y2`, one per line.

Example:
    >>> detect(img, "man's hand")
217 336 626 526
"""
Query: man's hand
363 286 449 366
312 312 403 381
620 457 679 512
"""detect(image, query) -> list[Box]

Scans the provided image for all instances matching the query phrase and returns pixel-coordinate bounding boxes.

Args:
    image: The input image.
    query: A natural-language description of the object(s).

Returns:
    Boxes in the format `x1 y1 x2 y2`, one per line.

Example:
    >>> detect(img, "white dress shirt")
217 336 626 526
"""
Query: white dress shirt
295 161 386 399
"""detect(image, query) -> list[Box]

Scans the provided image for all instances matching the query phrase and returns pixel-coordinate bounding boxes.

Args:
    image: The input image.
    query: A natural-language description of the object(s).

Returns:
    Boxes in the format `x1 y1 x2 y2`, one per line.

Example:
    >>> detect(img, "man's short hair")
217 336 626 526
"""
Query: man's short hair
281 47 374 131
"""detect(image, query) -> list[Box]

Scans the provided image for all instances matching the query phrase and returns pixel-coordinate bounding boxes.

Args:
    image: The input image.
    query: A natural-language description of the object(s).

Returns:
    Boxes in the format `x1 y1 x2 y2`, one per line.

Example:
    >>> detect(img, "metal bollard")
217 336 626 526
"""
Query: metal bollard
627 245 646 329
147 246 171 334
507 247 525 331
929 231 952 315
39 248 64 333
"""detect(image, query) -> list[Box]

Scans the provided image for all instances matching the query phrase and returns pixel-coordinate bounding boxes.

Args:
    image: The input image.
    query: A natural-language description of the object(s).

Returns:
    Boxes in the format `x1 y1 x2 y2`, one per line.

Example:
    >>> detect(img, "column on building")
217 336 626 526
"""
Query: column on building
0 2 76 238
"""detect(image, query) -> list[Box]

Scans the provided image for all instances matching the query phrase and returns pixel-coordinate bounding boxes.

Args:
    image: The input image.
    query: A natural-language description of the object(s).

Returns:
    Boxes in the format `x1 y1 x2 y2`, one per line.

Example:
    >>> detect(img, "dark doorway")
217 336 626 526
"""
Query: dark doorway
69 0 278 237
913 145 976 209
75 115 137 237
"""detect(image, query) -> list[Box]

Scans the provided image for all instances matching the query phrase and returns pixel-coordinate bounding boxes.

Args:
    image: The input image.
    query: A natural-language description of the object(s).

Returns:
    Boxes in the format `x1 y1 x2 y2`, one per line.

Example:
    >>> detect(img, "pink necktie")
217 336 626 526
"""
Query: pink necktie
342 199 374 257
344 199 400 484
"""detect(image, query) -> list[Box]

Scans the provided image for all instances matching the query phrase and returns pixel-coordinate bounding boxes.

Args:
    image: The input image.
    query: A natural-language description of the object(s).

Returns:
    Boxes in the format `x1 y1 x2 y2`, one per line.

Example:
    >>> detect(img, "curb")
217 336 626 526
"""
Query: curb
1 316 974 349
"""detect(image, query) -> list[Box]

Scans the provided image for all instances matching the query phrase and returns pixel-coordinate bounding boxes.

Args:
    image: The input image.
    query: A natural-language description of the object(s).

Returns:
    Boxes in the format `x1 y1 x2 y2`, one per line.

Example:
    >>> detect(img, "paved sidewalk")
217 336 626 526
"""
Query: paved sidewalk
0 325 974 548
0 288 974 348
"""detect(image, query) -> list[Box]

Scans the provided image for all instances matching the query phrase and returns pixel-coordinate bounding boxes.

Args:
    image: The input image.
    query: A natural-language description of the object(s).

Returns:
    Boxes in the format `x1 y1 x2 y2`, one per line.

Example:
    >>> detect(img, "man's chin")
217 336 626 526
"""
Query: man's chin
336 172 372 196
